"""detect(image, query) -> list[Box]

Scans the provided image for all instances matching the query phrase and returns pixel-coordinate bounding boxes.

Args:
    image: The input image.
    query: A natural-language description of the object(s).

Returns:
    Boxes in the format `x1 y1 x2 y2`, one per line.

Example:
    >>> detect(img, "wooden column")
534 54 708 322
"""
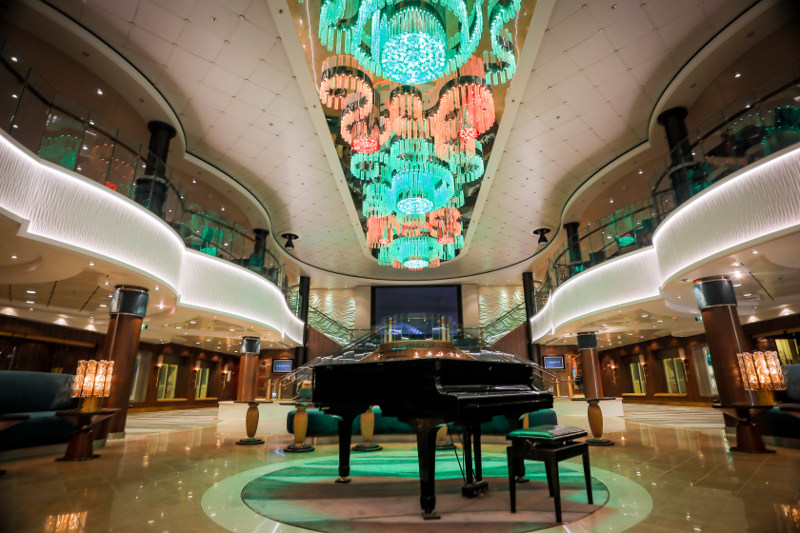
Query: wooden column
577 332 603 398
694 277 759 406
237 337 261 401
105 286 149 435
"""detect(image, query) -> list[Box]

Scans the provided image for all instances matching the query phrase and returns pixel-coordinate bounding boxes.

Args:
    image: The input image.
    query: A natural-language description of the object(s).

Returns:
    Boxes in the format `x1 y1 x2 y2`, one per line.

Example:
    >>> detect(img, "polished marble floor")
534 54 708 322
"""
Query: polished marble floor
1 406 798 533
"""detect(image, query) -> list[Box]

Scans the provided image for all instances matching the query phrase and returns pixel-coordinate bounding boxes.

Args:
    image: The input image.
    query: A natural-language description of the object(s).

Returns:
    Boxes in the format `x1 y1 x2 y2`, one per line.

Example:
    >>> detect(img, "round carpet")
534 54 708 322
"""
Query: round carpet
240 450 608 533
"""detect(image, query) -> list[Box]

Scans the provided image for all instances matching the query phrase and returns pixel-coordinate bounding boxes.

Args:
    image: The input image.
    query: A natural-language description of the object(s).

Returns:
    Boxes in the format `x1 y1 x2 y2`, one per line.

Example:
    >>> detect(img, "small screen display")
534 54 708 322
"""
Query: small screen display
272 359 293 373
543 356 565 370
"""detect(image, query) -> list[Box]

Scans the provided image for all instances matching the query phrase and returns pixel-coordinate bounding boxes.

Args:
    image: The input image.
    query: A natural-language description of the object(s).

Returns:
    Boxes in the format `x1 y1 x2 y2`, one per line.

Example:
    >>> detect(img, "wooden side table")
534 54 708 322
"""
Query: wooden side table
713 404 775 454
571 397 616 446
55 408 119 461
233 400 272 445
281 401 315 453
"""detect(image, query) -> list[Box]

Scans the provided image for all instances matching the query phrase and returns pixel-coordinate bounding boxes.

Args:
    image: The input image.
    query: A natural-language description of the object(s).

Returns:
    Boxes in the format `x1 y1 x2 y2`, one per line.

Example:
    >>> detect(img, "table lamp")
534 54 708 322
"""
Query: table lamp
72 360 114 412
737 351 786 391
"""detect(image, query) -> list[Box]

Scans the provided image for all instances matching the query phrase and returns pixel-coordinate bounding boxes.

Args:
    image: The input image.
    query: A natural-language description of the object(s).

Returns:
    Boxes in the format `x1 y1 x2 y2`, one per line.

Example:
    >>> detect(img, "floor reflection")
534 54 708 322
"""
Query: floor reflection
0 406 797 533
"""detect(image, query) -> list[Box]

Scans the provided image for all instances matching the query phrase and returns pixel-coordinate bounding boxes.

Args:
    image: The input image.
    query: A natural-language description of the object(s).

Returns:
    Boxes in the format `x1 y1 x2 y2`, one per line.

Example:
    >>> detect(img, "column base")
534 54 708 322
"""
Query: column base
284 443 315 453
352 443 383 452
237 437 265 446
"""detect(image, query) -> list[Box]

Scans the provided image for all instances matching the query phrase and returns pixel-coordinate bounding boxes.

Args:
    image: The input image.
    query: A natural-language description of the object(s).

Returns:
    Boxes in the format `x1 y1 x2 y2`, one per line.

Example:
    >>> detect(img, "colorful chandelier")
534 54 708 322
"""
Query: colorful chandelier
311 0 525 270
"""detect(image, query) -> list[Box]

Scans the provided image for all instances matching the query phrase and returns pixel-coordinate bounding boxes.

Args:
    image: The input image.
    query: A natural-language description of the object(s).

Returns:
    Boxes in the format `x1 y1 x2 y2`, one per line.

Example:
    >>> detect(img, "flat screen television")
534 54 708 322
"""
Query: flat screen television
372 285 461 326
272 359 293 373
543 356 565 370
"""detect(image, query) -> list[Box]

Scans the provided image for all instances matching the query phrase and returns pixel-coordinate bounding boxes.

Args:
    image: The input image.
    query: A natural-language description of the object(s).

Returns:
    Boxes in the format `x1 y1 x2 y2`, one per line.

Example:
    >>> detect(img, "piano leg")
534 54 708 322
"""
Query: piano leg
408 418 443 520
335 411 358 484
462 428 474 484
461 424 489 497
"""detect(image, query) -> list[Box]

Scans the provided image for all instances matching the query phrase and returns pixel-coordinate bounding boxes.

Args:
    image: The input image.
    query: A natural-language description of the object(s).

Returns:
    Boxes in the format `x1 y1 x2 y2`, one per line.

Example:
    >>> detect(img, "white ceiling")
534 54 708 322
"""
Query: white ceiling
21 0 768 284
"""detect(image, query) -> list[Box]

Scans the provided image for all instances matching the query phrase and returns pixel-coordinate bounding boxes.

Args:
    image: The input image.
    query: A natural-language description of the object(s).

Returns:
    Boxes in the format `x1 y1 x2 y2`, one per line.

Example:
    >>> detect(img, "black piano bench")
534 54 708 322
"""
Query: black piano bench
506 425 592 523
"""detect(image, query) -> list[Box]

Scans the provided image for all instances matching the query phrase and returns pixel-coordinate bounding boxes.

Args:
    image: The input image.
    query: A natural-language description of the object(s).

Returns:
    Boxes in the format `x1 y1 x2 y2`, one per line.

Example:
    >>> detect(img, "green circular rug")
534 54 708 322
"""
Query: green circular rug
240 450 608 533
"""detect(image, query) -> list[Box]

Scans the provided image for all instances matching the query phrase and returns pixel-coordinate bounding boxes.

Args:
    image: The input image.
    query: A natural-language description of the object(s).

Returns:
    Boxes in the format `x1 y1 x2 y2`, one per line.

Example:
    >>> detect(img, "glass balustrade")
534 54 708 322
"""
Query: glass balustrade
0 39 292 309
535 65 800 311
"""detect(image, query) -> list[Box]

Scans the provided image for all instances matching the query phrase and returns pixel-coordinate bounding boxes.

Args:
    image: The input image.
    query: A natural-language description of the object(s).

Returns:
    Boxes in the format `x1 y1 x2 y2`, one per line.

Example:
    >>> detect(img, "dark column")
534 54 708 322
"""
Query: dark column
564 222 581 265
134 121 176 218
657 107 693 205
250 228 269 272
522 272 540 365
237 337 261 401
693 277 759 406
104 286 149 435
295 275 311 367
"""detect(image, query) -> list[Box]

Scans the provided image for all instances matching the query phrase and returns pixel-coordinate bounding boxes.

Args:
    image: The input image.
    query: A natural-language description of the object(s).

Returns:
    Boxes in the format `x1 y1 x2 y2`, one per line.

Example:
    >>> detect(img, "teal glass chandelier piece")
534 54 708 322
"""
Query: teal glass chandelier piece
380 6 448 85
362 181 392 217
485 0 521 85
390 165 454 215
318 0 486 85
392 235 439 270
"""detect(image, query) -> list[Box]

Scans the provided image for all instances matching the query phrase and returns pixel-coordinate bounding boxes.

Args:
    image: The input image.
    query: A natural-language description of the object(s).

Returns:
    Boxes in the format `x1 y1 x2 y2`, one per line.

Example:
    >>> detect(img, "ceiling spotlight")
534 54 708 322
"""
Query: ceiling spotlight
281 233 299 250
532 228 550 246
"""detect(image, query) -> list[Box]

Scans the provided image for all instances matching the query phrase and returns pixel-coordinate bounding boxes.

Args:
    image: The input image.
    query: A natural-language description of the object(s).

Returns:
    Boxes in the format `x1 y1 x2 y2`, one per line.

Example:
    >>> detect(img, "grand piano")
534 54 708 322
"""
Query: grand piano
313 346 553 519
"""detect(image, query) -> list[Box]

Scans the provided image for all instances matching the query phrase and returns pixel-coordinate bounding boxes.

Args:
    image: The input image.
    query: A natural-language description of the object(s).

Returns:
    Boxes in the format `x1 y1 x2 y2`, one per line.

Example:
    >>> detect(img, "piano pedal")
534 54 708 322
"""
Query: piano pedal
461 480 489 498
421 510 441 520
335 476 351 484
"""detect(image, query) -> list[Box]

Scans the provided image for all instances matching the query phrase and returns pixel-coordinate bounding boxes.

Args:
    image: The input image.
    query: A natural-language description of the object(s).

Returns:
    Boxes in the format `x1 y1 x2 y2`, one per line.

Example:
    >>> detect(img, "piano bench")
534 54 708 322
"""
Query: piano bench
506 425 592 523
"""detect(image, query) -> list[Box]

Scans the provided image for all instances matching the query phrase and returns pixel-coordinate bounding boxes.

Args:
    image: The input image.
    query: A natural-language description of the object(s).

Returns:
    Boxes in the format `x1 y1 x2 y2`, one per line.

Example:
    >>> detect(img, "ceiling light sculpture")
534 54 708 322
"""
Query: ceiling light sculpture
319 0 485 85
309 0 525 270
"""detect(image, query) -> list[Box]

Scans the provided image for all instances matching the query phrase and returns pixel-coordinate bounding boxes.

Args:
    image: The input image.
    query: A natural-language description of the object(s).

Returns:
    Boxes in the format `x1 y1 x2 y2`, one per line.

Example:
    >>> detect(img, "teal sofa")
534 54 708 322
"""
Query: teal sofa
764 364 800 439
0 371 79 451
287 407 558 438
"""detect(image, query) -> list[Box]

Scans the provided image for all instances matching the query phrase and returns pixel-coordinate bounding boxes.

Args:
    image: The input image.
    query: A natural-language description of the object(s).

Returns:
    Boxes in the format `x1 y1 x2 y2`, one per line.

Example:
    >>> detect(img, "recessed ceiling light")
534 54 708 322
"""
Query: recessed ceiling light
25 300 34 304
11 255 18 259
89 262 94 266
176 326 182 330
641 314 648 318
155 286 159 291
743 293 752 297
734 72 742 79
751 250 758 254
189 321 196 324
99 304 107 308
10 56 17 62
96 88 103 95
26 290 36 294
29 307 33 311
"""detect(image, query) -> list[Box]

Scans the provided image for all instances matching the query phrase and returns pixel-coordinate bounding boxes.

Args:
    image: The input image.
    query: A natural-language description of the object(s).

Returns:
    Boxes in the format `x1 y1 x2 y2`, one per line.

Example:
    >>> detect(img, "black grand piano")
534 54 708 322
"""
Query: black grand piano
313 355 553 519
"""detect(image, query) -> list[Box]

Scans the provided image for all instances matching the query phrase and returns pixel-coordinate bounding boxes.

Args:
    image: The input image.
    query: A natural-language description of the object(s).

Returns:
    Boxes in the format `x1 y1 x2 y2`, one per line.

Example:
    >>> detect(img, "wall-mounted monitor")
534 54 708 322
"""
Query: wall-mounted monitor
543 356 565 370
272 359 293 373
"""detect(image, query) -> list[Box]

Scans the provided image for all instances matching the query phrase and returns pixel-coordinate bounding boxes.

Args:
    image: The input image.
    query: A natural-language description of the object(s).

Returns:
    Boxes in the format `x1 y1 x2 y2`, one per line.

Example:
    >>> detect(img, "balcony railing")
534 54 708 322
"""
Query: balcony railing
537 64 800 308
0 39 293 306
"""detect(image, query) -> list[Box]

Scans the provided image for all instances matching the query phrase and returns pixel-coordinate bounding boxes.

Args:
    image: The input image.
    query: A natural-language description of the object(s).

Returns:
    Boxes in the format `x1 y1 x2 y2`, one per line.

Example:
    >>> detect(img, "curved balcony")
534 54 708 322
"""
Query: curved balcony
538 65 800 311
0 39 292 302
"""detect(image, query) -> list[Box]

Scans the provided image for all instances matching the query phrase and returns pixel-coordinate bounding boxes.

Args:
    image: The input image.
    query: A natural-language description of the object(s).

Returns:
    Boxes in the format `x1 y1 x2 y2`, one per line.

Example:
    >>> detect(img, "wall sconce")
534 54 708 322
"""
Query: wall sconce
737 351 786 391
